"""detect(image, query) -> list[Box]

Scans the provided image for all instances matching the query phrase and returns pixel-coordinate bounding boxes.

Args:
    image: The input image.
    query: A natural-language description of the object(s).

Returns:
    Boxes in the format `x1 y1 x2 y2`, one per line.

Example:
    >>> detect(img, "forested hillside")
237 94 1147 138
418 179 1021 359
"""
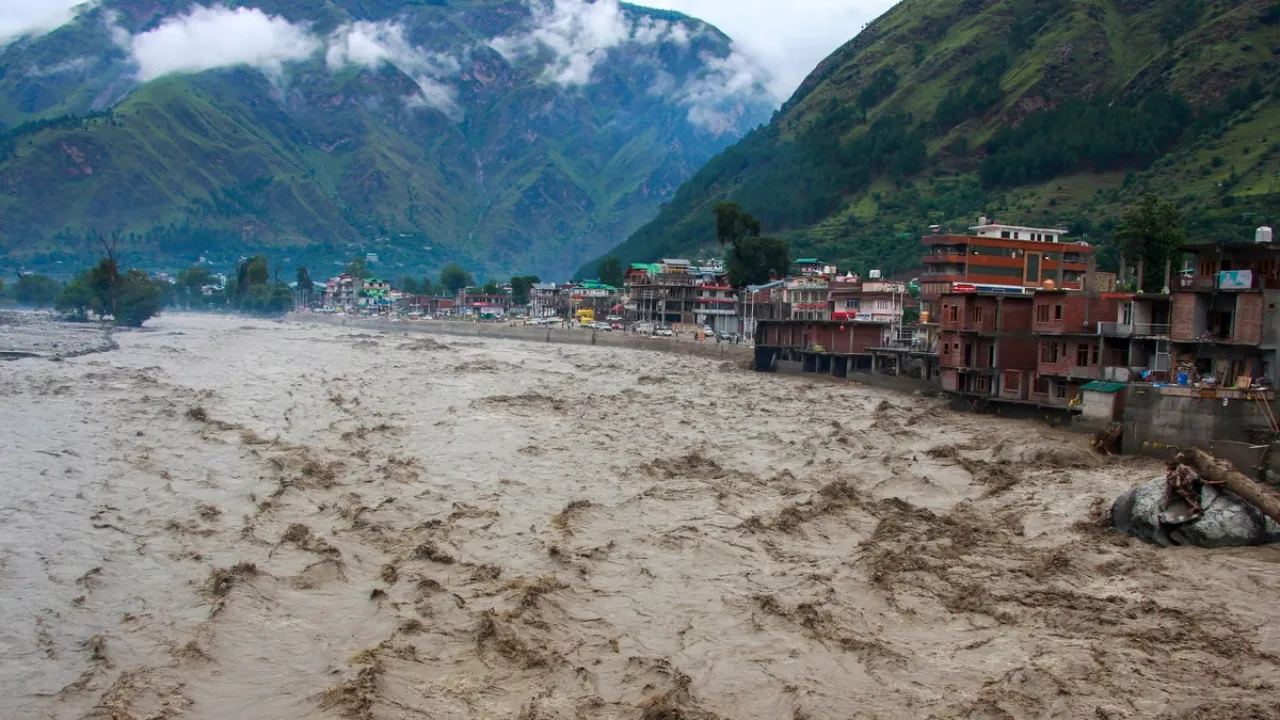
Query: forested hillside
585 0 1280 278
0 0 772 279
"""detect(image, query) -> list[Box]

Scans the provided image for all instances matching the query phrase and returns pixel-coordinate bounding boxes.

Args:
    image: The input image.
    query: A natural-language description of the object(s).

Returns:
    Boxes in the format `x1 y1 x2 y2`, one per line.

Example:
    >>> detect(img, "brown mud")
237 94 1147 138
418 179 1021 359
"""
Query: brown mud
2 314 1279 719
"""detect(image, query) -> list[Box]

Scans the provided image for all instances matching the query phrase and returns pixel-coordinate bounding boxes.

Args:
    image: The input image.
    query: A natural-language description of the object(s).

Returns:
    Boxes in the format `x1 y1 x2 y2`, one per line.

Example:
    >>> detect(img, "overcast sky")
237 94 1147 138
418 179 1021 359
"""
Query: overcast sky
634 0 896 100
3 0 897 103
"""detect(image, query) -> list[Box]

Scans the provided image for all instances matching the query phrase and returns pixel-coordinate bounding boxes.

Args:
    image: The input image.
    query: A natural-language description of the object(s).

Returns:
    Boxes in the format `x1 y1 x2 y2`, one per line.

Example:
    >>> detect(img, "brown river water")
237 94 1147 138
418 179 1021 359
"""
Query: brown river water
3 313 1280 719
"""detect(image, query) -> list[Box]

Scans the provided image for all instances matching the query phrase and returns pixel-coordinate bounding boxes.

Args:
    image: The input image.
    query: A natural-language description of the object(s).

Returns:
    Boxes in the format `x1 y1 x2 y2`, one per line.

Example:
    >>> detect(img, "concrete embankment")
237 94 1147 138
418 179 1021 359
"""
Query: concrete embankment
290 313 755 363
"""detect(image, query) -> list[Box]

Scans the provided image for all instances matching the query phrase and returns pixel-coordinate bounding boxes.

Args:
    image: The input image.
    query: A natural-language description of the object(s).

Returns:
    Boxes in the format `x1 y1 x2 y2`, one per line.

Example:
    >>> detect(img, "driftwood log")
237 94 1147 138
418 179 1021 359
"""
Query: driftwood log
1176 448 1280 528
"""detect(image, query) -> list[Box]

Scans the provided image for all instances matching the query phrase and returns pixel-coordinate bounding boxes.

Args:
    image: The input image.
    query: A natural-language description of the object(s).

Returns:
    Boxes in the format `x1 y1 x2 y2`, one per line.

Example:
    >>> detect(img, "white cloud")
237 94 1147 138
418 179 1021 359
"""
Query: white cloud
326 20 462 118
0 0 91 48
128 5 319 82
492 0 693 87
633 0 894 100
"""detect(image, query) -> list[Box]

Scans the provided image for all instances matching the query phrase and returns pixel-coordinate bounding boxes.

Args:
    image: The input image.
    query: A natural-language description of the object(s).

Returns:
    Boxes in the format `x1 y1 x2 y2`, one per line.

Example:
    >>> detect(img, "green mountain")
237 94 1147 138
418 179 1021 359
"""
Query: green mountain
588 0 1280 279
0 0 772 279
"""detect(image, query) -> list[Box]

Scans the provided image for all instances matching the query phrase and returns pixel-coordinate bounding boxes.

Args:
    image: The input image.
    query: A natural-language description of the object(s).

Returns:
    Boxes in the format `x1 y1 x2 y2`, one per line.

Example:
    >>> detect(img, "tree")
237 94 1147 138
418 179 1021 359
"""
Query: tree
296 266 313 293
714 202 761 249
344 256 370 279
419 276 436 296
510 275 540 305
598 257 623 288
712 203 789 288
399 275 419 295
16 274 61 307
727 235 791 288
440 263 472 295
115 270 162 327
1115 194 1186 293
482 280 502 295
55 278 95 321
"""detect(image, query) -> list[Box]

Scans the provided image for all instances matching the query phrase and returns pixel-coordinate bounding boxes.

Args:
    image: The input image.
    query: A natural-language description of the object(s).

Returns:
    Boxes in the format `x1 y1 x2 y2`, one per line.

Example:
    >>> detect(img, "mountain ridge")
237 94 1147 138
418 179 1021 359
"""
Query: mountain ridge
0 0 773 279
586 0 1280 279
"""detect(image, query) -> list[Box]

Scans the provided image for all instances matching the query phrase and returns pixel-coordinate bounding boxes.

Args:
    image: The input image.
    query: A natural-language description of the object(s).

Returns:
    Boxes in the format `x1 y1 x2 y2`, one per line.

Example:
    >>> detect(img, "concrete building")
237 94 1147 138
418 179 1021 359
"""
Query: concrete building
784 276 831 321
919 222 1095 322
625 261 699 325
569 281 619 318
1170 239 1280 387
530 283 563 318
1030 291 1129 407
694 282 738 333
324 274 362 310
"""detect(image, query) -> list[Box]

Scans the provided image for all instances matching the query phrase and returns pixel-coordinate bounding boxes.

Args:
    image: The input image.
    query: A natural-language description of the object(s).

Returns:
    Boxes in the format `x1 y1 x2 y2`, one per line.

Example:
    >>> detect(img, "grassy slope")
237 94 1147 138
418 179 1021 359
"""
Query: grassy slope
589 0 1280 277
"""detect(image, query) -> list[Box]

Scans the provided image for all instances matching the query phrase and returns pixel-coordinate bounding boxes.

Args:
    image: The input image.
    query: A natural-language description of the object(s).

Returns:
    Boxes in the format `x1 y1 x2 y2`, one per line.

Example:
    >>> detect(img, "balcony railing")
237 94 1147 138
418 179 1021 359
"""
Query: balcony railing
922 253 968 264
1098 322 1171 337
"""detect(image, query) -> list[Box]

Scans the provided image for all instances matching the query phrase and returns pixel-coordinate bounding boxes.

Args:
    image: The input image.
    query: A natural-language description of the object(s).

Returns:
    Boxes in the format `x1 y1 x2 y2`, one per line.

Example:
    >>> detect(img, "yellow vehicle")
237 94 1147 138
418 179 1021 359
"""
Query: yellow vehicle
575 309 595 324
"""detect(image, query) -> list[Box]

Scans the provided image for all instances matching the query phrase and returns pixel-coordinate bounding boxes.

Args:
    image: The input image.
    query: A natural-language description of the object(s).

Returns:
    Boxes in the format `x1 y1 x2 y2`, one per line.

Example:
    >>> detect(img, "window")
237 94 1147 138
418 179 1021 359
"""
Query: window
1034 375 1050 394
942 343 950 356
976 376 991 392
1091 344 1099 365
1076 344 1089 366
1006 372 1021 391
1001 231 1011 239
1054 304 1062 320
947 304 959 322
1199 259 1216 276
876 300 890 311
1055 382 1068 400
1047 234 1056 242
1041 342 1059 363
1036 305 1050 323
972 306 984 323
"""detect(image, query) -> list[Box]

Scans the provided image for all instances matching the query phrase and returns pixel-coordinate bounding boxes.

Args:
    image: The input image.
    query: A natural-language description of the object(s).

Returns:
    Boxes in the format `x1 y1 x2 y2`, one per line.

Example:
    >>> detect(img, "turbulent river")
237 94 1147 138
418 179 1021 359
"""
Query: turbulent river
2 314 1279 719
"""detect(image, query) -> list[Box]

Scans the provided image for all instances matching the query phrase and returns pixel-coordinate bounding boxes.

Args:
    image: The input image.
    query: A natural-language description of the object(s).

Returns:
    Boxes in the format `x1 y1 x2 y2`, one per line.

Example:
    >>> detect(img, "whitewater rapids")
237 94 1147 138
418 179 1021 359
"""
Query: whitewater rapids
2 314 1279 719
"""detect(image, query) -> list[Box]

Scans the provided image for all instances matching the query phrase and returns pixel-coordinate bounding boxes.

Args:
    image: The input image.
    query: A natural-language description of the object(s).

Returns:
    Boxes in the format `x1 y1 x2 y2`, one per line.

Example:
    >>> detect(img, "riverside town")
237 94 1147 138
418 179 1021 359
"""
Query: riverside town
293 219 1280 464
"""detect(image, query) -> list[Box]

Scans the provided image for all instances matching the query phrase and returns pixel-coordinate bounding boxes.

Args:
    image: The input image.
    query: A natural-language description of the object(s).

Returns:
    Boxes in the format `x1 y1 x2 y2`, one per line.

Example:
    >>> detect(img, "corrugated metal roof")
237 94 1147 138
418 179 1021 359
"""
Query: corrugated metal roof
1080 381 1125 393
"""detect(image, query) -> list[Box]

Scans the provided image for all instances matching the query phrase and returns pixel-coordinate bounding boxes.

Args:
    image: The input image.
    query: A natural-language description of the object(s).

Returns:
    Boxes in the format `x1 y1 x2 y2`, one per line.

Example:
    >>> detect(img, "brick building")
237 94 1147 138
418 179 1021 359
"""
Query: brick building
937 293 1038 400
1170 240 1280 387
1029 291 1129 406
920 222 1094 322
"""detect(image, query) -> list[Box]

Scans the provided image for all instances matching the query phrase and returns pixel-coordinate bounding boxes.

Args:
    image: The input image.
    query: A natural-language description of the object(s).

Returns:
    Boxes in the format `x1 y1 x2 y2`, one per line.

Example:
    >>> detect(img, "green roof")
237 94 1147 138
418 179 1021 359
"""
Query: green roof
1080 381 1125 393
796 258 820 264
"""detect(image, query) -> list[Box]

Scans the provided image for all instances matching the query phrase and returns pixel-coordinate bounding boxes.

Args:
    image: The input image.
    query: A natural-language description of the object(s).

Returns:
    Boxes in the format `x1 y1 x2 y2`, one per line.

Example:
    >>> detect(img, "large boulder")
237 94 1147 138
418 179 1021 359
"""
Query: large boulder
1111 477 1280 548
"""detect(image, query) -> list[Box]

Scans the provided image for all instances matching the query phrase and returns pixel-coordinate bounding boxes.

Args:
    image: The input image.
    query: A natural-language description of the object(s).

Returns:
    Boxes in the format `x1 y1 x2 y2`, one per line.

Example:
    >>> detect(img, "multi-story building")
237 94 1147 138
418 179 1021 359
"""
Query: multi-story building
920 221 1094 321
937 293 1039 400
742 280 787 339
829 280 907 325
530 283 563 318
625 260 699 325
1170 235 1280 387
1030 291 1129 406
323 274 362 310
569 281 619 318
784 276 831 320
694 282 738 333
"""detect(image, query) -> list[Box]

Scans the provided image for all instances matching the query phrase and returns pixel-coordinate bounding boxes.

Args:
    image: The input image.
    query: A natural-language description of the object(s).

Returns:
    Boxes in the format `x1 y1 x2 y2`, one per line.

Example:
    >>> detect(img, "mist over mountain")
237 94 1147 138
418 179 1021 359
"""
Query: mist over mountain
0 0 774 278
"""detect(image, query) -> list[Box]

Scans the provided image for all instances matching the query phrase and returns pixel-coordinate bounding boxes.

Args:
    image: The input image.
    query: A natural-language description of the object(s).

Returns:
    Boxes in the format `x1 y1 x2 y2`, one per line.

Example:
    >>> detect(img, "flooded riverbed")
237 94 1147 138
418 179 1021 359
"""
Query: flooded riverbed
3 314 1279 719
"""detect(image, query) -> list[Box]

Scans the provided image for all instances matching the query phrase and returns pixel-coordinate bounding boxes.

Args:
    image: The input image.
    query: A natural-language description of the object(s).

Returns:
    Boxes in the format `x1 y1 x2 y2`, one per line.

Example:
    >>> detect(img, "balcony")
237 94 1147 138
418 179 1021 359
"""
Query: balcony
922 253 968 264
1068 365 1101 381
1098 322 1171 337
1176 272 1280 292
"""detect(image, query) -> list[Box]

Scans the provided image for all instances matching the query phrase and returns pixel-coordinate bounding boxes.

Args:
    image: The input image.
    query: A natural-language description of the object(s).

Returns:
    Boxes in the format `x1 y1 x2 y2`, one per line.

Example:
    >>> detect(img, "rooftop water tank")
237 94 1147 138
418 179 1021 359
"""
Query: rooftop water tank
1258 226 1274 244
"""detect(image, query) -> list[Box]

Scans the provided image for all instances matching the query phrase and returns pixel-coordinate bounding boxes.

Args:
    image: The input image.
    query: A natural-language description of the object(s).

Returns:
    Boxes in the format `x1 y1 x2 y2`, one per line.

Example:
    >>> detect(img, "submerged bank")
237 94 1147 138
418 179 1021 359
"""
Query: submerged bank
2 314 1279 719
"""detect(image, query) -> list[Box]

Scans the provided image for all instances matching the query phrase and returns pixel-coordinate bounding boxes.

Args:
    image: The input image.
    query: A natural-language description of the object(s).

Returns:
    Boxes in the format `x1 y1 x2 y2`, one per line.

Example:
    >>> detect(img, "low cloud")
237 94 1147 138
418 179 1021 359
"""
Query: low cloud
327 21 462 119
676 48 771 135
0 0 90 48
129 6 319 82
491 0 769 135
491 0 691 87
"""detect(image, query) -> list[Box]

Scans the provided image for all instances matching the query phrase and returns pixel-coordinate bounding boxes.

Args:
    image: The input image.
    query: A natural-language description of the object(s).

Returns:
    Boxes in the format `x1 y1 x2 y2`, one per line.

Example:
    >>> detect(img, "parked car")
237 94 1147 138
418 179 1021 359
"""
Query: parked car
655 327 674 337
610 322 624 330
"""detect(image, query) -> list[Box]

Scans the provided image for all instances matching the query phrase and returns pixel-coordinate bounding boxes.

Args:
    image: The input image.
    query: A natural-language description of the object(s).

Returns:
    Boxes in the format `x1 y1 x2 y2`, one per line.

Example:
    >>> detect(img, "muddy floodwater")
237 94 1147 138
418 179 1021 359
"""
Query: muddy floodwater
3 314 1280 719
